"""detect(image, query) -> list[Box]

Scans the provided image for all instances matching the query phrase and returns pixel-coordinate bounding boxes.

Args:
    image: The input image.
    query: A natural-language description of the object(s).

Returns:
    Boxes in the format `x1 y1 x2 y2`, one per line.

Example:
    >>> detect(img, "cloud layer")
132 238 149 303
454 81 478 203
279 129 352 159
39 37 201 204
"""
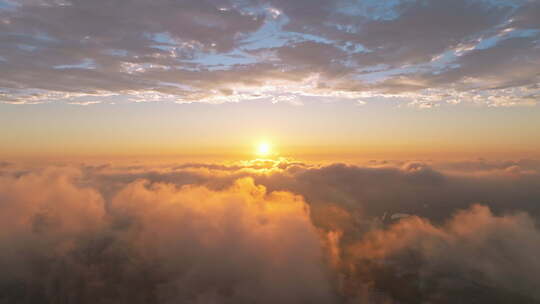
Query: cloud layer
1 0 539 106
1 158 540 303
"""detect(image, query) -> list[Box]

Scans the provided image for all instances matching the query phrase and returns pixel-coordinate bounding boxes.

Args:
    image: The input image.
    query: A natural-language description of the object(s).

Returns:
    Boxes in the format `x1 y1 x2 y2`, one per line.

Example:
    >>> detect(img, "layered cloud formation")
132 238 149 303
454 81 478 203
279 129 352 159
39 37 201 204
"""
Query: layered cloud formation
1 0 539 106
1 158 540 303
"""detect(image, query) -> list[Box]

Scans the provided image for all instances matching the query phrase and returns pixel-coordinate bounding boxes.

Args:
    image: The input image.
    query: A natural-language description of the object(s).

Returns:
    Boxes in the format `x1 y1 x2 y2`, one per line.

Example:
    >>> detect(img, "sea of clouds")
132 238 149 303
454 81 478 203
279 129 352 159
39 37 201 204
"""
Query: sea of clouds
1 158 540 303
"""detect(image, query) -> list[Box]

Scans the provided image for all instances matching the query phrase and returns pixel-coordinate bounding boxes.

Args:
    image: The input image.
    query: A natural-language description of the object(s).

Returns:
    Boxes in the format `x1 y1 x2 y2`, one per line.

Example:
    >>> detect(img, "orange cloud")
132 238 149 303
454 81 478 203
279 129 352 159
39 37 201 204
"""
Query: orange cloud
1 160 540 303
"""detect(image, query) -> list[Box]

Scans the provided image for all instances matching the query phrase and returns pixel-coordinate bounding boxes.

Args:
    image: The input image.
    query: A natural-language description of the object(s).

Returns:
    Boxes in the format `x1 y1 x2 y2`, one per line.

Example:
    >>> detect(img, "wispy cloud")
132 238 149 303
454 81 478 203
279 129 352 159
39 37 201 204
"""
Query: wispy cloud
0 0 538 107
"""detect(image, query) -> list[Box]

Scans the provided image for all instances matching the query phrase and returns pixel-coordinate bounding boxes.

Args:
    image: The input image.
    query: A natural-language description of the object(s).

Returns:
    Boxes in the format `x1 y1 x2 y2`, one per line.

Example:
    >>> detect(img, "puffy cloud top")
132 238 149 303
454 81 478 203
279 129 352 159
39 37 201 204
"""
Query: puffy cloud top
1 158 540 302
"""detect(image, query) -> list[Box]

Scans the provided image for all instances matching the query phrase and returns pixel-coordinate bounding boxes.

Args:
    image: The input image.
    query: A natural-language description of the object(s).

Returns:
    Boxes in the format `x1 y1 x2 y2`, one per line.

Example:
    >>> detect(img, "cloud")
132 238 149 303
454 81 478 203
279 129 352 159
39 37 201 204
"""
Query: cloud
0 0 538 106
345 205 540 302
0 165 335 303
2 159 540 302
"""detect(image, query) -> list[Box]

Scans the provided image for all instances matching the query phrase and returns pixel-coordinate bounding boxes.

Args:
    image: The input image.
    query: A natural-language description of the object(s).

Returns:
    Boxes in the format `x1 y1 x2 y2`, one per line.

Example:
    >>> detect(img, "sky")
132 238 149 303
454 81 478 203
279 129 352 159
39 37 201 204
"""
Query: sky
1 0 540 159
2 1 540 303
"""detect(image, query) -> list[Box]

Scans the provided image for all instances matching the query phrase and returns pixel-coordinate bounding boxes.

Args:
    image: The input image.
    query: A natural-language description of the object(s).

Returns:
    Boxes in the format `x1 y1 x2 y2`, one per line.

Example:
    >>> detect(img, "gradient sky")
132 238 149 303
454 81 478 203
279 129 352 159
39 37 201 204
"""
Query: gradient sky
1 0 539 159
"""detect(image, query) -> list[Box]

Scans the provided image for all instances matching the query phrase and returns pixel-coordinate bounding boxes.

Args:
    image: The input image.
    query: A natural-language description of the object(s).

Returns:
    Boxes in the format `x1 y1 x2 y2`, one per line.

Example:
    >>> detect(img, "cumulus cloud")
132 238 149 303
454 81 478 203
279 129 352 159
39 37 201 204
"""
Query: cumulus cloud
0 167 334 303
344 205 540 302
0 0 538 106
1 158 540 303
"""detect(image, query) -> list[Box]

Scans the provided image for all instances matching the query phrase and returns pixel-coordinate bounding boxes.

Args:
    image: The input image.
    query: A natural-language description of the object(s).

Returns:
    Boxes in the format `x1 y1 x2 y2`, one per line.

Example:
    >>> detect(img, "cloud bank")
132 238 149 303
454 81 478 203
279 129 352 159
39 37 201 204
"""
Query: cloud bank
1 0 539 106
1 158 540 303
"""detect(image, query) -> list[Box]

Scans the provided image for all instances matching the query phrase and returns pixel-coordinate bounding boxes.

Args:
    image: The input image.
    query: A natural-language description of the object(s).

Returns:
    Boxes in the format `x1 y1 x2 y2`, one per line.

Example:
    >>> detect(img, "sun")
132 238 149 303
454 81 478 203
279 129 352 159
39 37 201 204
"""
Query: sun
257 142 271 156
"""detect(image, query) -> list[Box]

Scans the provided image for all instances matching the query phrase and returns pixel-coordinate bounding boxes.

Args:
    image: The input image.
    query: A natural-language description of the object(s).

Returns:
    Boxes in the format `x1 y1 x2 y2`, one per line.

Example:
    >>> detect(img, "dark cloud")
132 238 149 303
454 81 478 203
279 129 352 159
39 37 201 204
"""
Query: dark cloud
0 0 538 106
381 35 540 93
351 0 509 66
343 205 540 303
1 159 540 303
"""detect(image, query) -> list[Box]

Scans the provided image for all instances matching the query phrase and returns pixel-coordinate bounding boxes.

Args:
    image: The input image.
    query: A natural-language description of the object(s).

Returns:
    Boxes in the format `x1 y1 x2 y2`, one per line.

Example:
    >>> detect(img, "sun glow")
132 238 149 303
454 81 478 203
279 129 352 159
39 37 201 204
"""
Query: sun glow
257 142 271 156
